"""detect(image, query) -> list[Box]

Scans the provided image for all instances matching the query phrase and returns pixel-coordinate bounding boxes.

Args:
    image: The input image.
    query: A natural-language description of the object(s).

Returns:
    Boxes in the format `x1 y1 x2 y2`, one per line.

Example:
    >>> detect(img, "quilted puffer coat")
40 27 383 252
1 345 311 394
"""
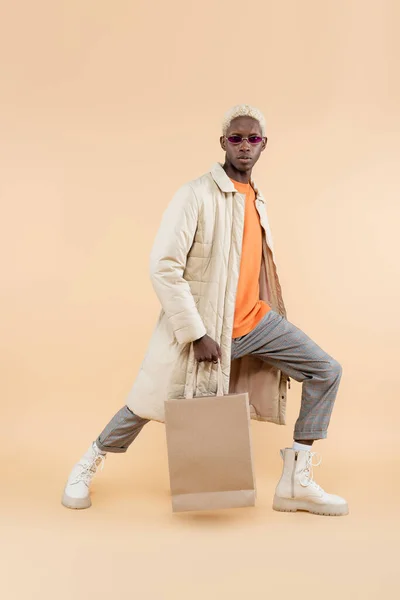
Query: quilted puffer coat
126 162 290 424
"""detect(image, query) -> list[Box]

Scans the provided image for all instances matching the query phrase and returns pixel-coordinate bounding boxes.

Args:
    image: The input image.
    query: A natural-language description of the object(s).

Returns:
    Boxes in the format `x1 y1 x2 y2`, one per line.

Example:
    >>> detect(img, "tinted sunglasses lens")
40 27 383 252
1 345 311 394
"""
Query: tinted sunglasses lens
227 135 242 144
227 135 263 144
248 136 263 144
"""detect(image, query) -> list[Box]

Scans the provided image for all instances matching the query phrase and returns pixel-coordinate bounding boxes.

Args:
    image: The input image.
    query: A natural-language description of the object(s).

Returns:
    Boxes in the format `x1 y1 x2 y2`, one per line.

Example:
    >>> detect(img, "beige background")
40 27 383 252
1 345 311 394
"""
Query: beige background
1 0 399 598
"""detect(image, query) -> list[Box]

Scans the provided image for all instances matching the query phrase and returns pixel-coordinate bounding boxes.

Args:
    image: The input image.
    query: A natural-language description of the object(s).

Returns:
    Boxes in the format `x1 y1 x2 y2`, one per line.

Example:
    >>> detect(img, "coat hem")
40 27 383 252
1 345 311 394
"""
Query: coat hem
250 414 286 425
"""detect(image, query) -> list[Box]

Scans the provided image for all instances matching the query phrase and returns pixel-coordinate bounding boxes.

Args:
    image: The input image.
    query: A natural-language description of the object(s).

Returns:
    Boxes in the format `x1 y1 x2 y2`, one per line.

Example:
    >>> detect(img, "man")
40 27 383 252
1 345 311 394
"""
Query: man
62 104 348 516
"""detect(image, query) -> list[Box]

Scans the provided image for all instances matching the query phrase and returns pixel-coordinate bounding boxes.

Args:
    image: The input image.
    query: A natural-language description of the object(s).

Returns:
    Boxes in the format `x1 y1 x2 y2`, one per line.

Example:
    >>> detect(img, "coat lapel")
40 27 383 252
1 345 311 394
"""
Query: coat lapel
210 162 275 256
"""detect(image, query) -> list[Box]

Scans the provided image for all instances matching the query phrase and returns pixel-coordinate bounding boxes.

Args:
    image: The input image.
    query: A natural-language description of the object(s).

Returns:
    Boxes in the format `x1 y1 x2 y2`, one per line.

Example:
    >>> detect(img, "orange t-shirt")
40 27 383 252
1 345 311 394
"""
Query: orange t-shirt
230 178 271 338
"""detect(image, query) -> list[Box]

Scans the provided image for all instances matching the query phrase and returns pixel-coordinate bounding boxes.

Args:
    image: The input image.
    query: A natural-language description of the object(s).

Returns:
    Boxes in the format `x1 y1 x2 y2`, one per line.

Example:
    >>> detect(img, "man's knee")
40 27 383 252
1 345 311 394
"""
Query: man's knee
329 358 342 380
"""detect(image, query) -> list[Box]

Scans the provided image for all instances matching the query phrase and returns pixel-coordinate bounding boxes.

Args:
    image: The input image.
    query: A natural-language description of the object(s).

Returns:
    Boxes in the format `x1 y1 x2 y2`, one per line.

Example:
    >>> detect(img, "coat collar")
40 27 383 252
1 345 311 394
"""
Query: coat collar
210 162 265 203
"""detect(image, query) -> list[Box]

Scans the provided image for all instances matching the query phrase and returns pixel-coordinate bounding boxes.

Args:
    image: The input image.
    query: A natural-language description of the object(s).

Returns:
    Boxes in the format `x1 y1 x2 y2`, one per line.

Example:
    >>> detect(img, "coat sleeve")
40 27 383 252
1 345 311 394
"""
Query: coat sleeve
149 182 207 345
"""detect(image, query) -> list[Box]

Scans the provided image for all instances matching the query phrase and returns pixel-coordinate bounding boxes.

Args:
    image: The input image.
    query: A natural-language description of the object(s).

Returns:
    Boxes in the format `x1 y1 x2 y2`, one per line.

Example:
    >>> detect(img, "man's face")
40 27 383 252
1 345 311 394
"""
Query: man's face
219 116 267 172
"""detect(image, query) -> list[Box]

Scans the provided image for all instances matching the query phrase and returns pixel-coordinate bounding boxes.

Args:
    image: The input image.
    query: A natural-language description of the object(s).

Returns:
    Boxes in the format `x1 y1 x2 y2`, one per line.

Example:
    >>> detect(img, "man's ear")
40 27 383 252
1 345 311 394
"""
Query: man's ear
219 135 226 151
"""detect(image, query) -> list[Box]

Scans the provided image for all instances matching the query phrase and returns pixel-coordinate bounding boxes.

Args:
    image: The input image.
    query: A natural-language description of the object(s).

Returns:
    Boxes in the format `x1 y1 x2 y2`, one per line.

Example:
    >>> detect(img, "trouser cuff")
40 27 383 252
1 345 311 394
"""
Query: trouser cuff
293 430 328 440
95 437 129 453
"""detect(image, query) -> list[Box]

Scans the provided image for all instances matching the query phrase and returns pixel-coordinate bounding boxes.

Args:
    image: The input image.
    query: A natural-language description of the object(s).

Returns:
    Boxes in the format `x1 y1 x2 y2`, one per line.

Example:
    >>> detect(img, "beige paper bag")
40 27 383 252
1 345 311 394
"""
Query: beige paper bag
165 355 256 512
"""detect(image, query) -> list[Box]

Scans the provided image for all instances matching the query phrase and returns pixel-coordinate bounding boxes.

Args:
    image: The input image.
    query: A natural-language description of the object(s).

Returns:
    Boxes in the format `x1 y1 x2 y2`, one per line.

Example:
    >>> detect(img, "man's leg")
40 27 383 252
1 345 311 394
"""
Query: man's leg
96 405 150 453
231 309 348 516
62 406 149 510
231 309 342 442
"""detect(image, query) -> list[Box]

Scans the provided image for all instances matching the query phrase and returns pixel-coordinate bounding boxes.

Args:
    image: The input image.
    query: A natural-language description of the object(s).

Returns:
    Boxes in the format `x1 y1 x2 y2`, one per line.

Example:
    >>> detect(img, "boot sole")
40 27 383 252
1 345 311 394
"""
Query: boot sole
61 491 92 510
272 494 349 516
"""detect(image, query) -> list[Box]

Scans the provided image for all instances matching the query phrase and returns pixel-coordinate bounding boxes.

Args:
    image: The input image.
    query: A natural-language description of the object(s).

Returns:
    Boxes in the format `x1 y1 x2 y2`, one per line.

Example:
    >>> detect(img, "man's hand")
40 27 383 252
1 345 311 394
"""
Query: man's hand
193 334 222 363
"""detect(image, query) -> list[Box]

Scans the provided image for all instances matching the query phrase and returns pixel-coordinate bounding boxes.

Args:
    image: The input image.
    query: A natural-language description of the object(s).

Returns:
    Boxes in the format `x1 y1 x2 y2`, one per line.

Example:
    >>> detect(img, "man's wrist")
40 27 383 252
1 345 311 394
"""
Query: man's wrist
193 334 206 343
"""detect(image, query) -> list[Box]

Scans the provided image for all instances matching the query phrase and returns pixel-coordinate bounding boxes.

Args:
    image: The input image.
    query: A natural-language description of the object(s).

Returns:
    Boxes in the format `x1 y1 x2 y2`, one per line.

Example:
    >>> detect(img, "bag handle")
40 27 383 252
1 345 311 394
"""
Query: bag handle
185 348 224 399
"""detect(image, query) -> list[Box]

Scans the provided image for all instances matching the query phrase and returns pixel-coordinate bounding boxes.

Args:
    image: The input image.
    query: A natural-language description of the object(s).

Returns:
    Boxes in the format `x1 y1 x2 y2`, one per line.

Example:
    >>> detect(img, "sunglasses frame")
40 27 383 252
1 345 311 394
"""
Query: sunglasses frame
225 134 267 145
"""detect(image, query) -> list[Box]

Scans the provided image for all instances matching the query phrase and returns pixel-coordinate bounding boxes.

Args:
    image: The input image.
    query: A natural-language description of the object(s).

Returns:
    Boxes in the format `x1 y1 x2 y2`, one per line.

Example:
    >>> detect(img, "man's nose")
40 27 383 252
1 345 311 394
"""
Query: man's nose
239 138 251 149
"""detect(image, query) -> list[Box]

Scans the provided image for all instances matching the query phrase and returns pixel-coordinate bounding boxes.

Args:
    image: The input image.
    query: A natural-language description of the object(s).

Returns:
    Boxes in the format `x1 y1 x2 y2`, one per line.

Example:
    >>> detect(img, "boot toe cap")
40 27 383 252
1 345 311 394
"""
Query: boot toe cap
330 493 348 506
61 490 92 509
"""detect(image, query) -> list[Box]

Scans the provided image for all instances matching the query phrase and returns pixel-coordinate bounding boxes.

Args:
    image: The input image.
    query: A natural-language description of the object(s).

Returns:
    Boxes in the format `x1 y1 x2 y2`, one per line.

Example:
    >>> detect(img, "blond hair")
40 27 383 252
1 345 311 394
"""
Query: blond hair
222 104 266 137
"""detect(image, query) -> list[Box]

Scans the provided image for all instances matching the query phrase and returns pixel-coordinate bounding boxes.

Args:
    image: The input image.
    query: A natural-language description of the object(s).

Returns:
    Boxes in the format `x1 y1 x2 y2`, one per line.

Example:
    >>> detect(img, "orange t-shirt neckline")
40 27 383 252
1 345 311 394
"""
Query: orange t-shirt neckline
230 178 251 193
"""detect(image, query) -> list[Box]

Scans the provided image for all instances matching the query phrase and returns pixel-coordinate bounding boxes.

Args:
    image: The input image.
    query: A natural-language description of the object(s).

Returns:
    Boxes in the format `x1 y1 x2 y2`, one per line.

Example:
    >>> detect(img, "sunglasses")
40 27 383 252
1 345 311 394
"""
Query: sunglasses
225 134 267 145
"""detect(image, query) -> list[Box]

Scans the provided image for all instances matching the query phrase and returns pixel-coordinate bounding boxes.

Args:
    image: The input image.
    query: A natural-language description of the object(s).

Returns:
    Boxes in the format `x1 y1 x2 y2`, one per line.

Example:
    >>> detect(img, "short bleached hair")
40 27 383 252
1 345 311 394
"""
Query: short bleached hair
222 104 266 137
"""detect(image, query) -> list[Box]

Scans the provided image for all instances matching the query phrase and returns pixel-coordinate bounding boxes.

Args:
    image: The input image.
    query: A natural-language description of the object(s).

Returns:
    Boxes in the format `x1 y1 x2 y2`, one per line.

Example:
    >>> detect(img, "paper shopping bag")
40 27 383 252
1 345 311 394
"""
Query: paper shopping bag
165 355 256 513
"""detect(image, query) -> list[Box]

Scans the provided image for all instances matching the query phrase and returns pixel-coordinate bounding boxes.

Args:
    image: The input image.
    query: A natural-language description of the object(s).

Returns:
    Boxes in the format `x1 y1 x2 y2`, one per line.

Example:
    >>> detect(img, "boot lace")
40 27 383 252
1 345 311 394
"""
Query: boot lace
299 450 323 491
71 453 106 487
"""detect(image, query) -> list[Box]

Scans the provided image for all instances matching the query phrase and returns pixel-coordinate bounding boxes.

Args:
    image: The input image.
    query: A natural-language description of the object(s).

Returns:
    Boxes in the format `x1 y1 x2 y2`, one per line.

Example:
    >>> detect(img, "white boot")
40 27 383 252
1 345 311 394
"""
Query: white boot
61 441 107 509
272 448 349 516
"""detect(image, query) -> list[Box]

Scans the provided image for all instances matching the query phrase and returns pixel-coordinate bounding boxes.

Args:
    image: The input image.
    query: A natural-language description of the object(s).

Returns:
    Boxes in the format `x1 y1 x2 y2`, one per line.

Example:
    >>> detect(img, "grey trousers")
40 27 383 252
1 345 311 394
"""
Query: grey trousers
96 309 342 453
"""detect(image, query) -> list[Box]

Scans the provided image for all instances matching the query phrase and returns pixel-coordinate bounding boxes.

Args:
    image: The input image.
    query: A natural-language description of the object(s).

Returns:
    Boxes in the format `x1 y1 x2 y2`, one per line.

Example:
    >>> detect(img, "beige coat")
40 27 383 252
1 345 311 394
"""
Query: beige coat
126 162 290 424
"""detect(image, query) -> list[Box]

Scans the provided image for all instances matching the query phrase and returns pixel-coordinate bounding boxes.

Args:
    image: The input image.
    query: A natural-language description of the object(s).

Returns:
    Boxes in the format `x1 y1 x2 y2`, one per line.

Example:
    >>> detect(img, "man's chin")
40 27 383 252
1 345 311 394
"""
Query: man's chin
234 160 253 171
